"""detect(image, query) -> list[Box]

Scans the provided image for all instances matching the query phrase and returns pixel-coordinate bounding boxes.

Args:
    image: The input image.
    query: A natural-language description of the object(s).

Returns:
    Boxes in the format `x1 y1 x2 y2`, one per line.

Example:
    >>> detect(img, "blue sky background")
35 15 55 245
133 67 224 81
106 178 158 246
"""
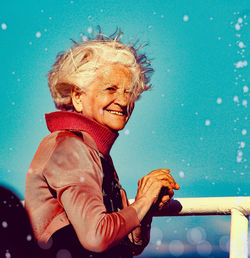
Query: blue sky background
0 0 249 257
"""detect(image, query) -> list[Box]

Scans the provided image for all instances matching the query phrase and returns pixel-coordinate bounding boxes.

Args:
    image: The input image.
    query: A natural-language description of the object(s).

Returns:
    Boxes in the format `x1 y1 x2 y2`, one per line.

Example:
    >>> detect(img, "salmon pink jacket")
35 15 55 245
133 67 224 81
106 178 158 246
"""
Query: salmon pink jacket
25 111 141 253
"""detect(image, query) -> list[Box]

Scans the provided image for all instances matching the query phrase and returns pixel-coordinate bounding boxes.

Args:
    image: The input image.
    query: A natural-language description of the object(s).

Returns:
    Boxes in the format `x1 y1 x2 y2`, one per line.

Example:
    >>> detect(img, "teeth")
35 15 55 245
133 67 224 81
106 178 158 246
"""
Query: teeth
108 110 124 115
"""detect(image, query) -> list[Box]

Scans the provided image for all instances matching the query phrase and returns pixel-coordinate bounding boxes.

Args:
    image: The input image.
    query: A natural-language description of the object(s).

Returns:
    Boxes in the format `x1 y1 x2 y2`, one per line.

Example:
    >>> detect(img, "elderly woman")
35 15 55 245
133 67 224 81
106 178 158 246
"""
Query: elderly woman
25 31 180 258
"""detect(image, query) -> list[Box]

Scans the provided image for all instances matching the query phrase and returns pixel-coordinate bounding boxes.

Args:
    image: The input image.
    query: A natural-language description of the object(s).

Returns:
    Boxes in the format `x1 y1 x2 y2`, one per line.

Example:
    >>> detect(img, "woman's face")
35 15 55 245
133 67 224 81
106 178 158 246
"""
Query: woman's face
72 63 134 132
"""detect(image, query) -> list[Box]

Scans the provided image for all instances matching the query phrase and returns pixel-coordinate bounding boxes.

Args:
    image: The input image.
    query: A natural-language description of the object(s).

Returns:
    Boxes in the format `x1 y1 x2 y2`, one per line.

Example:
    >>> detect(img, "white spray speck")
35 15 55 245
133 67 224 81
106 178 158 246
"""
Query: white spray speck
237 156 242 163
233 96 239 102
156 240 162 246
239 142 245 148
183 15 189 22
216 98 222 104
238 17 243 23
243 86 248 93
237 150 243 157
1 23 7 30
238 41 246 48
35 31 41 38
210 17 214 20
98 109 103 115
124 129 130 135
234 60 248 68
205 120 211 126
27 234 32 241
87 27 93 34
241 129 247 135
179 171 184 178
82 35 88 42
235 23 241 31
80 177 84 182
2 221 8 228
242 99 247 107
5 251 11 258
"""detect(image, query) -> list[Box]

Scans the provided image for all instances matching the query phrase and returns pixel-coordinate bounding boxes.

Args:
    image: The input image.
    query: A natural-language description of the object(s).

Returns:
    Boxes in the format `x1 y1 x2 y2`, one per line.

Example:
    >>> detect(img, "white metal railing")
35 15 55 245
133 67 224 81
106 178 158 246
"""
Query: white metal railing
130 196 250 258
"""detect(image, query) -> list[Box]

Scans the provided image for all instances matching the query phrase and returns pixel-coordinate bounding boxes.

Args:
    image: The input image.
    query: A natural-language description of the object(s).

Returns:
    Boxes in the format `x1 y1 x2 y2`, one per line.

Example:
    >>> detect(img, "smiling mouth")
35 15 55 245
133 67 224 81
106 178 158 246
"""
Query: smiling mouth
106 110 126 116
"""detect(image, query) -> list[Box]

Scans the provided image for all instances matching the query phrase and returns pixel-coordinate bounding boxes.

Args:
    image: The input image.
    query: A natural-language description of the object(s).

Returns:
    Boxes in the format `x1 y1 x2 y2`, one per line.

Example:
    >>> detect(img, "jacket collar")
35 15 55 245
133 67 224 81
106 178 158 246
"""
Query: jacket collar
45 111 119 157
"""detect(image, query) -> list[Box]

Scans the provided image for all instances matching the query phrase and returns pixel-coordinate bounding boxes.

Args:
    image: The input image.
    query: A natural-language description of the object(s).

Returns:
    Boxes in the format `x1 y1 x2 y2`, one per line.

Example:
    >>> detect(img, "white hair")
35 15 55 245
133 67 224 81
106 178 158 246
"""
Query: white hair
47 30 153 113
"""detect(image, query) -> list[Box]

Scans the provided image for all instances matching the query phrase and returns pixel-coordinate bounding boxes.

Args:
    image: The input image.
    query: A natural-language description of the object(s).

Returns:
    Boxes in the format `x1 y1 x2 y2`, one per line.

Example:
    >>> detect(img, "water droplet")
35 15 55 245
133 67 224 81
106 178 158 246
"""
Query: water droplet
243 86 248 93
1 23 7 30
36 31 41 38
2 221 8 228
197 241 212 256
87 27 93 34
27 234 32 241
241 129 247 135
233 96 239 102
219 235 230 252
242 100 247 107
150 227 163 244
179 171 184 178
238 41 246 48
216 98 222 104
187 227 206 244
38 237 53 249
238 17 243 24
124 129 130 135
235 23 240 30
82 35 88 42
183 15 189 22
56 249 72 258
5 250 11 258
205 120 211 126
169 240 184 256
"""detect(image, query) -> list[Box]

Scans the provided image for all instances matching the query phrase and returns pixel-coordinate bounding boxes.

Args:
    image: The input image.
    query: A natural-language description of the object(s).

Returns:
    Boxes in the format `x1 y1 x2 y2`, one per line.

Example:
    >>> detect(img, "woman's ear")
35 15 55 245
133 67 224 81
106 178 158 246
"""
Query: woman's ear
71 88 83 112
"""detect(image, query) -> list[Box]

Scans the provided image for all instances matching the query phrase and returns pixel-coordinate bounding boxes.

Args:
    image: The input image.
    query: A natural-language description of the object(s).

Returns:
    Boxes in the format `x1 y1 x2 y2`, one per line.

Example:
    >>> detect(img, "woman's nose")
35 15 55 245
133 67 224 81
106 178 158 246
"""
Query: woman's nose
114 92 129 106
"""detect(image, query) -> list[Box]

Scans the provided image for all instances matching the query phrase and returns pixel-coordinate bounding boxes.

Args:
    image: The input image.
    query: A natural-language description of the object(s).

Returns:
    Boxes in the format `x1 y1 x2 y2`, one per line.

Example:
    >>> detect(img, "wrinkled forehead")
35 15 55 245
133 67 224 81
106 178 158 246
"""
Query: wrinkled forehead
96 63 132 87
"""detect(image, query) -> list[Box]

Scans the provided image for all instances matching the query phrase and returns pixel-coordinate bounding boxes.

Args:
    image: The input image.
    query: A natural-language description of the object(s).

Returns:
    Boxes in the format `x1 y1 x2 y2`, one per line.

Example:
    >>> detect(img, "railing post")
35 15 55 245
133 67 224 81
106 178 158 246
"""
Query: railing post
230 208 249 258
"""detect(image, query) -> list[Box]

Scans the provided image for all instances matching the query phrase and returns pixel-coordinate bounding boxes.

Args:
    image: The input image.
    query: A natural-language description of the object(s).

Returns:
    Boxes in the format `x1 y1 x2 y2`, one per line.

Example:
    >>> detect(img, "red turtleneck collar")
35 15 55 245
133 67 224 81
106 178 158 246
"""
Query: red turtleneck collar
45 111 119 156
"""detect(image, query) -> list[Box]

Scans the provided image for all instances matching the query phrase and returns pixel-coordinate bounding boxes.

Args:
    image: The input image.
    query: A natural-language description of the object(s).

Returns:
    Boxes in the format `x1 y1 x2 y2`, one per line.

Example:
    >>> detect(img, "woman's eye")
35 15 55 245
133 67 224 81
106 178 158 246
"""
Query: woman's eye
106 86 117 91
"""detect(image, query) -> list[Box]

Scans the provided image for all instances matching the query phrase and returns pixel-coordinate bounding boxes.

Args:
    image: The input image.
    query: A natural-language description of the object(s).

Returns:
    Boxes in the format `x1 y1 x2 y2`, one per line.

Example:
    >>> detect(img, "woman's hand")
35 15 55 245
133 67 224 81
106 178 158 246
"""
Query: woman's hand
131 169 180 221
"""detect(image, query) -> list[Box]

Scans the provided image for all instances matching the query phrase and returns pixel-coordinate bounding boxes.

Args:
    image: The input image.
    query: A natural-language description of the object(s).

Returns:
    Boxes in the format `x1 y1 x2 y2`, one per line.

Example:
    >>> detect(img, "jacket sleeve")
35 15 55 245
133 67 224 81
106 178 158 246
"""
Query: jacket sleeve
43 132 140 252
